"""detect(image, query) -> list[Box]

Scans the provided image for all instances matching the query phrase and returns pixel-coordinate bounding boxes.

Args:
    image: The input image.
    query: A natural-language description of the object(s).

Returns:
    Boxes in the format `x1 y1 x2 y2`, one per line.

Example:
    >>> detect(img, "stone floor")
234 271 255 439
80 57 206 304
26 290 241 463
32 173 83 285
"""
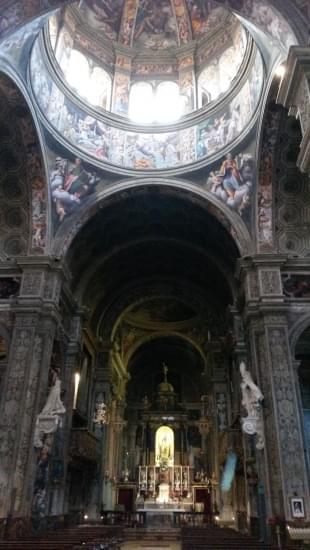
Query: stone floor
121 543 181 550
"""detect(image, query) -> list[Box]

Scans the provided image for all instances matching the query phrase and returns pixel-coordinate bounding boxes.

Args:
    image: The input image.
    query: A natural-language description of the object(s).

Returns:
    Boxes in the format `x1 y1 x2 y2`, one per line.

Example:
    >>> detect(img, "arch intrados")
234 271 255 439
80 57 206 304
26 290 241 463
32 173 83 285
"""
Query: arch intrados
55 178 252 259
289 315 310 357
95 277 226 340
75 235 237 304
0 68 51 254
126 331 207 373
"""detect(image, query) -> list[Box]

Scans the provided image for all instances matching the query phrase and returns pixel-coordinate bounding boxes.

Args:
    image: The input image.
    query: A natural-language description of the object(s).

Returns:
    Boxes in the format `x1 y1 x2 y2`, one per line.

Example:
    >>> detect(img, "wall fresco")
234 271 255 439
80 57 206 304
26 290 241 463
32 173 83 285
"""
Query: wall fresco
215 0 296 50
30 39 263 172
257 102 282 252
282 273 310 298
0 0 298 54
134 0 178 49
205 151 255 227
78 0 125 39
0 278 20 299
49 155 103 226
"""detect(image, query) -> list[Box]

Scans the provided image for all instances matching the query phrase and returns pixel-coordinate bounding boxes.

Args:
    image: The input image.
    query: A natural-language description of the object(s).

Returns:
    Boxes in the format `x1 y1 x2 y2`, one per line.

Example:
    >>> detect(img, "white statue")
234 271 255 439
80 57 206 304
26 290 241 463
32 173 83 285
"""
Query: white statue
34 373 66 448
240 362 264 449
40 374 66 416
240 361 263 415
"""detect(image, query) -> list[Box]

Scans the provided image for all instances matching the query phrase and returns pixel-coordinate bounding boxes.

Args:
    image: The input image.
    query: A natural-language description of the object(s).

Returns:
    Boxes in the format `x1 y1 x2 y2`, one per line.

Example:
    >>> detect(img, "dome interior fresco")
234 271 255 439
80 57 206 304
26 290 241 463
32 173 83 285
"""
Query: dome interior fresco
123 297 197 326
48 1 249 119
69 1 239 48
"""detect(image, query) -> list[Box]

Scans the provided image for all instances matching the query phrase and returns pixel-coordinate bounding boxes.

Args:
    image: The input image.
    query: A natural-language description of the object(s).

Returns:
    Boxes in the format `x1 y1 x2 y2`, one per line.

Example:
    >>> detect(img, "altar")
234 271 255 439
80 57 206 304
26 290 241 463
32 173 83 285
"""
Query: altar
119 365 217 519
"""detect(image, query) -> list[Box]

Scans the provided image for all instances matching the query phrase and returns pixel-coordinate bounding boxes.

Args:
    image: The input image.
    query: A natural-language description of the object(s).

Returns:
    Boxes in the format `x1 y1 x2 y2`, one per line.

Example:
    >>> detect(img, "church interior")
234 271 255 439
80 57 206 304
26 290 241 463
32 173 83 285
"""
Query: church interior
0 1 309 548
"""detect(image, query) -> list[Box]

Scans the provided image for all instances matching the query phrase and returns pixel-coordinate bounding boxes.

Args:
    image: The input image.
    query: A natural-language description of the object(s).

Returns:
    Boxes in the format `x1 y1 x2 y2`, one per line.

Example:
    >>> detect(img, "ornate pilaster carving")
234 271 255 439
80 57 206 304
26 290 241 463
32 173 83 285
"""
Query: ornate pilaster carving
0 258 68 519
266 327 309 507
249 319 310 520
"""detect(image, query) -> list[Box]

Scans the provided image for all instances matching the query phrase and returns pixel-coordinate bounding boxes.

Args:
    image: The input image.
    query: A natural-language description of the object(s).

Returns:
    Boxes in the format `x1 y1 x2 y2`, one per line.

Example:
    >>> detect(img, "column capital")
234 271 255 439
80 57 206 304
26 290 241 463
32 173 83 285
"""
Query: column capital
237 255 287 305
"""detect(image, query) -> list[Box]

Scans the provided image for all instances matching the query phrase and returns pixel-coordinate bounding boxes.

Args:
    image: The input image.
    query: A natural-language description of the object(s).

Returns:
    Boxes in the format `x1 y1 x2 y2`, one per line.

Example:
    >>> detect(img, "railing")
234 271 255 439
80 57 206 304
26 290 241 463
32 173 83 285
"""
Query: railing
173 512 214 527
101 511 147 527
70 428 100 462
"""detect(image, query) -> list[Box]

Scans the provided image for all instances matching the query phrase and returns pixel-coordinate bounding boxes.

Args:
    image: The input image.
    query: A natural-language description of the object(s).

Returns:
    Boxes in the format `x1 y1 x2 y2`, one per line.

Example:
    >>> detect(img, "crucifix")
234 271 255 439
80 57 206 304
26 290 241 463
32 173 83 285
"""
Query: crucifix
163 362 168 381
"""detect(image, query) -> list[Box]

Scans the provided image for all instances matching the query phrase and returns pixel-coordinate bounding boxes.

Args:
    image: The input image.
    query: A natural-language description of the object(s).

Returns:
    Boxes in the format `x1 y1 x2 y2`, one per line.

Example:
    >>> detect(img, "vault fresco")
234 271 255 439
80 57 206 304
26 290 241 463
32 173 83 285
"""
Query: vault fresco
30 38 263 172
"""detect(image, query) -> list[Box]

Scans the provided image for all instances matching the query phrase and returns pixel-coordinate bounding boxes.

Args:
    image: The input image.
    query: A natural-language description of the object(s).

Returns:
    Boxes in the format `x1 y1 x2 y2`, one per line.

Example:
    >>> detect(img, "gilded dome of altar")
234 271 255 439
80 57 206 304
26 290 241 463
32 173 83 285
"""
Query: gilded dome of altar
158 380 175 393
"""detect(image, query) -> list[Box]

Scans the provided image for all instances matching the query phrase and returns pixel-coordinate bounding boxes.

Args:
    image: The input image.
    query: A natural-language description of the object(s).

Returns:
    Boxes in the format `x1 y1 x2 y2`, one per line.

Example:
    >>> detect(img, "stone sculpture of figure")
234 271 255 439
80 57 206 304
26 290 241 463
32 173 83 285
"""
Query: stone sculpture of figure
159 436 171 461
34 372 66 448
40 372 66 416
240 361 263 416
240 361 264 450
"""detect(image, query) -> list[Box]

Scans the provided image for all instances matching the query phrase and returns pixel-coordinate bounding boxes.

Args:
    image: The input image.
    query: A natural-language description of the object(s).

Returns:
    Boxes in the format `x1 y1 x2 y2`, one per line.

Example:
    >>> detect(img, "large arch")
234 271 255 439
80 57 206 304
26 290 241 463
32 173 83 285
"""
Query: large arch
53 178 253 259
0 69 51 255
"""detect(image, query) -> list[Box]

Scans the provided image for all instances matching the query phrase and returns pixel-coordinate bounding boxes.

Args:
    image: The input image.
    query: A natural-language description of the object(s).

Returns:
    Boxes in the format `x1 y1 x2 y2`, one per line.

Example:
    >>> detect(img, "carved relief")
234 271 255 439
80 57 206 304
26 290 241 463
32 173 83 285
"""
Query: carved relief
21 271 43 296
255 332 282 515
0 327 32 515
259 270 282 295
13 333 43 513
247 270 259 299
267 328 308 513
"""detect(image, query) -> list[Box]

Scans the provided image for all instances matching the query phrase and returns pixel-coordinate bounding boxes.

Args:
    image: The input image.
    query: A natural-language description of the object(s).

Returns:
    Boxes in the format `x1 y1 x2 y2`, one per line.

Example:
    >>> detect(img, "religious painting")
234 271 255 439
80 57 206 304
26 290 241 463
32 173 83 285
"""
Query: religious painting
257 103 281 251
282 273 310 298
48 154 103 227
171 0 191 44
0 16 47 69
79 0 125 39
185 1 227 37
291 497 305 519
155 425 174 468
31 35 263 173
119 0 139 47
125 297 195 324
205 152 255 223
0 277 20 299
134 0 178 49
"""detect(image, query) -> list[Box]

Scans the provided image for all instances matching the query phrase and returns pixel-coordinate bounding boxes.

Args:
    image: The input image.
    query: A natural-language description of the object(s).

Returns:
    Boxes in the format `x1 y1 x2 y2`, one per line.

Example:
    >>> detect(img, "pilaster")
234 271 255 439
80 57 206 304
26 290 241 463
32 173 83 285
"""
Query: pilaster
239 255 310 523
0 257 69 522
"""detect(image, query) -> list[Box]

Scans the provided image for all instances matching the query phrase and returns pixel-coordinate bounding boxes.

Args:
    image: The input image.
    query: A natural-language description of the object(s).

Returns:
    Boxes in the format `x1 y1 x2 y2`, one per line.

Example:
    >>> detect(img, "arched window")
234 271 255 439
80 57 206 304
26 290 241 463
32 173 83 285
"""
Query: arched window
89 66 111 109
48 15 58 51
128 82 154 123
129 81 183 123
64 51 112 110
65 50 89 97
155 81 183 123
198 62 220 107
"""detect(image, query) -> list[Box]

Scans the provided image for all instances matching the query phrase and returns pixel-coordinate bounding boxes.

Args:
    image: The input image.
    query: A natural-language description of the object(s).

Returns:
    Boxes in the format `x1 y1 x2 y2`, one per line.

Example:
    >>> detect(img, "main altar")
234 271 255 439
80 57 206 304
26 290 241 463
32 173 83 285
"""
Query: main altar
117 365 218 523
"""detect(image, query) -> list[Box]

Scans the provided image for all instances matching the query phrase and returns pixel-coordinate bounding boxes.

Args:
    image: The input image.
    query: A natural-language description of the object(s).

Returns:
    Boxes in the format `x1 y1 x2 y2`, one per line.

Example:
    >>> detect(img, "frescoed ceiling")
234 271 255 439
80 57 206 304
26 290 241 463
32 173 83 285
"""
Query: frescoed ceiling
76 0 233 50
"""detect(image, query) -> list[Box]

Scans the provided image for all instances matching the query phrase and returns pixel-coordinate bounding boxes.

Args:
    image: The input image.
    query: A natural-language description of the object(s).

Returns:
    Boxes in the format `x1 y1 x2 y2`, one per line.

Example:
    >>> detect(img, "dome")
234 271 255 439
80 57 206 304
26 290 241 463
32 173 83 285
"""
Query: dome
158 381 175 393
46 1 249 118
30 1 263 175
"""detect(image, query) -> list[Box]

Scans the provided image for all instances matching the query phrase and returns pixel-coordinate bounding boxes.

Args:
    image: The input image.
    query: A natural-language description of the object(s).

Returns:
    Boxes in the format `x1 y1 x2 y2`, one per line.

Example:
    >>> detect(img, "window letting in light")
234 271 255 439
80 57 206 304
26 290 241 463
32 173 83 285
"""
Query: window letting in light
60 49 111 109
129 81 184 124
